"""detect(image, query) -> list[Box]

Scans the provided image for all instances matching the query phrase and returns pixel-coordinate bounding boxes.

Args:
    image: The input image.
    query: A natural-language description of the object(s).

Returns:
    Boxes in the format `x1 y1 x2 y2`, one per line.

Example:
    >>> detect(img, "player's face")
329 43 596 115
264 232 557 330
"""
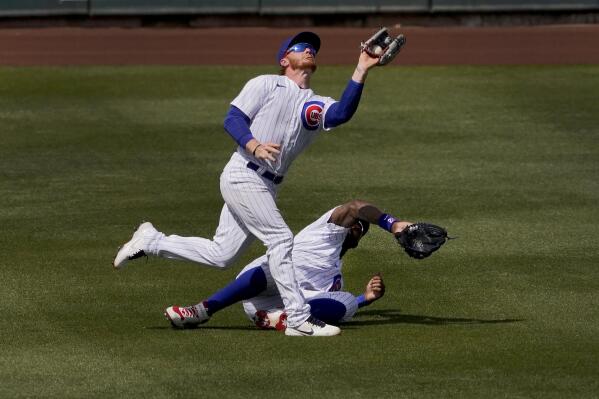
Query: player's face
285 43 317 72
340 222 367 258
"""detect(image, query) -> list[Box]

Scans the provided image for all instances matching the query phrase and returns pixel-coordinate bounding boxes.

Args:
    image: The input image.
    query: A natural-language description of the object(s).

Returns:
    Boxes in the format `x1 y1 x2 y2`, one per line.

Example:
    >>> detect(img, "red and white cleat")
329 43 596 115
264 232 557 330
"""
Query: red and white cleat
254 309 288 331
164 303 210 329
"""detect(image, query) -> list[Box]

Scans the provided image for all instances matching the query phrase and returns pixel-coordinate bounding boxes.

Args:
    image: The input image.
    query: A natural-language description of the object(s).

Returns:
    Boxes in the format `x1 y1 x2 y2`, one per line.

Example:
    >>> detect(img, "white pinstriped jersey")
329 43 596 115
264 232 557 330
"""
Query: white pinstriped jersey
239 207 348 293
231 74 336 176
292 207 348 292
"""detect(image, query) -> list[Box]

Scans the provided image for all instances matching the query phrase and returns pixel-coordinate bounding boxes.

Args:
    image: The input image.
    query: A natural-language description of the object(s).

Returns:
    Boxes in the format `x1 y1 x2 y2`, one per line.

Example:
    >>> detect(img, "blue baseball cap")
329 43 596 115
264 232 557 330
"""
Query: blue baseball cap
276 31 321 65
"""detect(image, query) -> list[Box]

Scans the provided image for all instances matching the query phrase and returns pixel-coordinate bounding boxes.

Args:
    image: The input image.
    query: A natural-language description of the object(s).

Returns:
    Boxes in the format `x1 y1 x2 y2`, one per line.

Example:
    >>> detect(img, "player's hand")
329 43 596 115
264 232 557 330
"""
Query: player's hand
254 143 281 162
358 50 380 71
364 273 385 302
391 220 412 235
352 51 380 83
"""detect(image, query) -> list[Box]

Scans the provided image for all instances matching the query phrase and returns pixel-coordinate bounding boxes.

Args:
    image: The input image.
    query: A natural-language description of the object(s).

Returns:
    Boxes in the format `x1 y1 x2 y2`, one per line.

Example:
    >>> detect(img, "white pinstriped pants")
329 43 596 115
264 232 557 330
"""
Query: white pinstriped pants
152 153 311 327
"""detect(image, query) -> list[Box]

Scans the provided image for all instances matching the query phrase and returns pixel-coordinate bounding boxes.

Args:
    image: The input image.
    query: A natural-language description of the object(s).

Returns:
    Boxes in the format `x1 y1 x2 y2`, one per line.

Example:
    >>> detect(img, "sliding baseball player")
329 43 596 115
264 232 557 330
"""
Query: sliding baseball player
162 199 444 330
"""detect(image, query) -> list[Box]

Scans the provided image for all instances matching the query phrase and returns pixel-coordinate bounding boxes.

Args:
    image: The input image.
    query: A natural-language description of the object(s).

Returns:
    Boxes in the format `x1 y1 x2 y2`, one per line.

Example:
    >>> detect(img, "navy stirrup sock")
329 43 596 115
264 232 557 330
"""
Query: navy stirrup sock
204 267 268 315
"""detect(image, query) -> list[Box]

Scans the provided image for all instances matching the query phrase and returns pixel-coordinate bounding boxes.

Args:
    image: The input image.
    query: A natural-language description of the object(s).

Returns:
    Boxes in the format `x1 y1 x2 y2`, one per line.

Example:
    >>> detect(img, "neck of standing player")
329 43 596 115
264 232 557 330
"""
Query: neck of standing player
282 52 316 89
285 67 312 89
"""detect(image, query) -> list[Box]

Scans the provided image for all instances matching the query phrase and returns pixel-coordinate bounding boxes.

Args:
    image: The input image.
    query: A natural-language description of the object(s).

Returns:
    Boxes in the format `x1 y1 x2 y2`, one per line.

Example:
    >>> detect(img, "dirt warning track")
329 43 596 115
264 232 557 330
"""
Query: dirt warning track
1 25 598 66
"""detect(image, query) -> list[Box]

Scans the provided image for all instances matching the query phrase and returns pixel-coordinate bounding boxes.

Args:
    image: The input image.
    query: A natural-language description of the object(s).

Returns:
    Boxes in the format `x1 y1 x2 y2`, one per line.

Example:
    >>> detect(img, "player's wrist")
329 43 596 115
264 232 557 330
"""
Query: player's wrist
252 144 262 156
378 213 400 233
356 294 372 308
352 65 368 83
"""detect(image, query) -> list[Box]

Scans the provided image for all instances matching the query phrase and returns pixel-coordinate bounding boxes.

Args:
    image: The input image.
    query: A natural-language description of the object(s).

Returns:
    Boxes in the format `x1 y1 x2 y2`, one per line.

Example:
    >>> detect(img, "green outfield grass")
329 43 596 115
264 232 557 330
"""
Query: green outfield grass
1 65 598 398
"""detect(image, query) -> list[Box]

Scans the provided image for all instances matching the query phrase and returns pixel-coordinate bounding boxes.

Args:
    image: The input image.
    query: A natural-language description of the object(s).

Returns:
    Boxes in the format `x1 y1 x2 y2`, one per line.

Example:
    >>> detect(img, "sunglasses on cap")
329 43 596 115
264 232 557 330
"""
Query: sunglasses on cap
285 42 317 56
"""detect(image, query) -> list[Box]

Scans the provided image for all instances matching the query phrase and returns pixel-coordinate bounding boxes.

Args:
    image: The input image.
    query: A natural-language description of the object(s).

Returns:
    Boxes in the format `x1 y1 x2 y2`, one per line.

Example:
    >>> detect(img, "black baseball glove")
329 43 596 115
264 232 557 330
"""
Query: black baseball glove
360 27 406 66
395 223 449 259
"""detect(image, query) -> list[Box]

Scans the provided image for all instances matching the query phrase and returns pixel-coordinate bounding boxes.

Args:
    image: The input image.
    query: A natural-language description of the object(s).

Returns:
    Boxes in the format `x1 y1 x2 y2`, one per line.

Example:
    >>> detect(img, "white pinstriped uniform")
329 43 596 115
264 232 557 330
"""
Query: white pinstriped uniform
239 207 359 322
148 75 337 327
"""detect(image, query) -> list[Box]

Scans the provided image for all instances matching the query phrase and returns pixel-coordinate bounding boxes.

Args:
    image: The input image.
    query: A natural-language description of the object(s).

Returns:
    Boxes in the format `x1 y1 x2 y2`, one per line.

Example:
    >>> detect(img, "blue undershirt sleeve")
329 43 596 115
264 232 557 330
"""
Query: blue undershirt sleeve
324 79 365 129
356 294 372 308
223 105 255 148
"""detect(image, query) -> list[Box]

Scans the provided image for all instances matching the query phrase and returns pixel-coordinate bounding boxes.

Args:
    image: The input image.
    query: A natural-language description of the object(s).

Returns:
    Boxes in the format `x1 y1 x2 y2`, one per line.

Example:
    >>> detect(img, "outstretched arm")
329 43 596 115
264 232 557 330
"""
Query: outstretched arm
329 199 412 235
323 80 364 129
323 51 381 129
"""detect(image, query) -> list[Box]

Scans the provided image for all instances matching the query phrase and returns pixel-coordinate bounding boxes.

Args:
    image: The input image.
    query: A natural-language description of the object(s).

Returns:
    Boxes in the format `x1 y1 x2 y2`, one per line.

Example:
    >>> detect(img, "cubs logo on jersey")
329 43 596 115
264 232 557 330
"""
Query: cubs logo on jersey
301 100 324 131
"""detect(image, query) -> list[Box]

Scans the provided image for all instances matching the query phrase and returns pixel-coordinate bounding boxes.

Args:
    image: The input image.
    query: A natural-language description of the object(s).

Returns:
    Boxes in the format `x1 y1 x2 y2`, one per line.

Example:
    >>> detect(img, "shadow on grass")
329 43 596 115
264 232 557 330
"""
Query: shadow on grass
344 309 523 328
143 310 523 331
144 325 268 332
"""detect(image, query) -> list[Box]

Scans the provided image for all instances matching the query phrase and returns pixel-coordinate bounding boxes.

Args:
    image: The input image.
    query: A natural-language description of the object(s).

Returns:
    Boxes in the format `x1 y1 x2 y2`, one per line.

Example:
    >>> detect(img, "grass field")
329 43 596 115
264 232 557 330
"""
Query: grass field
1 65 598 398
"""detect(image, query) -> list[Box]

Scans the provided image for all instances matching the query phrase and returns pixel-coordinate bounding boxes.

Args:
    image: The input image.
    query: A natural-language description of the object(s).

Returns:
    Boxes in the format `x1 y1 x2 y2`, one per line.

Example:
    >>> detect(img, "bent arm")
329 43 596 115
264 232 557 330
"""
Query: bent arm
357 274 385 308
322 51 381 129
329 200 411 234
223 105 255 148
329 200 382 227
224 105 279 159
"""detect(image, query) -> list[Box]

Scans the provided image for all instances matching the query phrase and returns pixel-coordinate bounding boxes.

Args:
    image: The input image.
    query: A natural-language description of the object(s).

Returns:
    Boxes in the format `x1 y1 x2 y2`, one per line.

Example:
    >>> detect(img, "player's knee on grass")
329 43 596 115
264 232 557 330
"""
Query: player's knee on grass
308 298 346 324
308 292 358 323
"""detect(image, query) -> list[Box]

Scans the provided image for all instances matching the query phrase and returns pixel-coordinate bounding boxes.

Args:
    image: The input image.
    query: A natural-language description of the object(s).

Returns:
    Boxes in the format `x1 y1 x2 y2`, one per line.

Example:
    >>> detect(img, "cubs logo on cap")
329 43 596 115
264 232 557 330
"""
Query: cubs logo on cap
277 31 321 65
301 100 324 130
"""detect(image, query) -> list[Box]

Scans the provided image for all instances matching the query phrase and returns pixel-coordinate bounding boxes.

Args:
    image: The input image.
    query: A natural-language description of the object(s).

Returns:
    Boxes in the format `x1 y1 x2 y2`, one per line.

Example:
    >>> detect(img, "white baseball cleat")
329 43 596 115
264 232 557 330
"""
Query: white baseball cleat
164 303 210 329
113 222 157 270
285 316 341 337
254 309 288 331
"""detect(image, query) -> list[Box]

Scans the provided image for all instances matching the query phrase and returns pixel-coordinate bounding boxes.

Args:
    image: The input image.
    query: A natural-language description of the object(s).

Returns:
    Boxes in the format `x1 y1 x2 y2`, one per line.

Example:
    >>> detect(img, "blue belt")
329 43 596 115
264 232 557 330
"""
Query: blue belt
246 162 284 185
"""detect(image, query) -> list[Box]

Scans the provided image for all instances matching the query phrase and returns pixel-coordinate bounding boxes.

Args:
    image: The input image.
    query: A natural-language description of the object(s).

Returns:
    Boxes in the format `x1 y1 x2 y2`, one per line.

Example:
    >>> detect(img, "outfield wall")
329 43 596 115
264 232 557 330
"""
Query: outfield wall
1 0 598 17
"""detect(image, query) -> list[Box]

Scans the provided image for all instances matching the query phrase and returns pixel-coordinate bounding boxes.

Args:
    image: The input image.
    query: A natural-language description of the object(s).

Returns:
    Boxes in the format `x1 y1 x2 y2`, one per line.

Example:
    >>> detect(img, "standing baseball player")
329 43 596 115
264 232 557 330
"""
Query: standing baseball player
113 31 403 337
163 200 414 330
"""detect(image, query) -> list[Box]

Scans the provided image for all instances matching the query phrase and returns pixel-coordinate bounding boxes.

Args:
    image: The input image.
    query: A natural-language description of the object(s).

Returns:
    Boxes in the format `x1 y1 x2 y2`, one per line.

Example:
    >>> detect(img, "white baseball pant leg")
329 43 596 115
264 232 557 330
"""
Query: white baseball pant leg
150 203 254 268
220 160 311 328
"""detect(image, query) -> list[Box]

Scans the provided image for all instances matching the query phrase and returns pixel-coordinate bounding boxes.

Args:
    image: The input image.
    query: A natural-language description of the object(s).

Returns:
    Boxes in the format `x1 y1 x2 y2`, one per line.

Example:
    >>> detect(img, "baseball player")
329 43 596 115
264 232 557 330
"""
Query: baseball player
163 199 413 330
113 31 387 337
